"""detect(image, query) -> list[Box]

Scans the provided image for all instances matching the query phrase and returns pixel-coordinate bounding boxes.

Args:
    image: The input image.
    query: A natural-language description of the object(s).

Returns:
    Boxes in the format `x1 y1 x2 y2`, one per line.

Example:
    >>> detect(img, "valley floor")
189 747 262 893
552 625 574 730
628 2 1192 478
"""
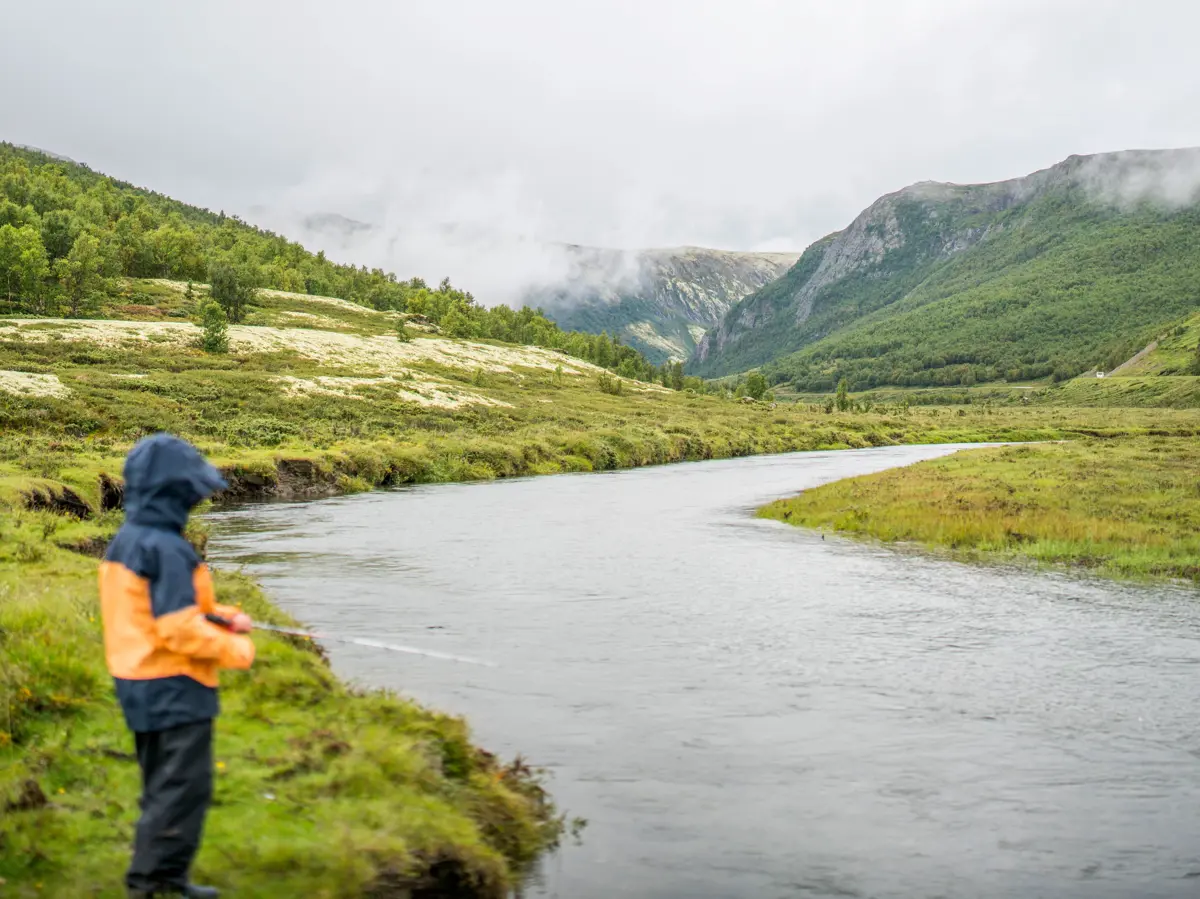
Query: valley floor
4 285 1199 894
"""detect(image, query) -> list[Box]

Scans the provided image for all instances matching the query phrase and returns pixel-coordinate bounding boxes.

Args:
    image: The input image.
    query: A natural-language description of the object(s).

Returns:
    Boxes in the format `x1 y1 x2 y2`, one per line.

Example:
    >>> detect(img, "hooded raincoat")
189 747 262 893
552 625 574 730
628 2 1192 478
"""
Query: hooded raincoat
99 434 254 733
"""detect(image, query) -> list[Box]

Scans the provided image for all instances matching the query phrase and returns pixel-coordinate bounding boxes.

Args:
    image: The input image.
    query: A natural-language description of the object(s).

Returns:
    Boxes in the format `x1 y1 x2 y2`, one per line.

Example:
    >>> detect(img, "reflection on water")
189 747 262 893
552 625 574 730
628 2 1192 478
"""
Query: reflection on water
207 446 1200 899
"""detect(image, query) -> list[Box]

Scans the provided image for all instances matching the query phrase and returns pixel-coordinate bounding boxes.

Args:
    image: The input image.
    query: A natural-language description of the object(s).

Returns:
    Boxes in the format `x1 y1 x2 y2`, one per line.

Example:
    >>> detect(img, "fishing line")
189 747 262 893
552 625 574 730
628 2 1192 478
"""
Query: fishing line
205 614 497 667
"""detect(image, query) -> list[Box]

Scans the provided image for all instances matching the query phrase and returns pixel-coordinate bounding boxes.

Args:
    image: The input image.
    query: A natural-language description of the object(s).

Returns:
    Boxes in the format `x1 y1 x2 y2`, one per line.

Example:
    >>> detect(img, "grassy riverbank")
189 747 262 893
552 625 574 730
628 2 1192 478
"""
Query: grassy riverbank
1 528 565 897
760 438 1200 585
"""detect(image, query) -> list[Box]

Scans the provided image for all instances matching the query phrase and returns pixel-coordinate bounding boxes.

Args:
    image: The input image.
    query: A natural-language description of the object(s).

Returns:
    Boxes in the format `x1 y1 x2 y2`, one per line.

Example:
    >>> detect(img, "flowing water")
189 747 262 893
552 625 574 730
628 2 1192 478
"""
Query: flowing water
206 445 1200 899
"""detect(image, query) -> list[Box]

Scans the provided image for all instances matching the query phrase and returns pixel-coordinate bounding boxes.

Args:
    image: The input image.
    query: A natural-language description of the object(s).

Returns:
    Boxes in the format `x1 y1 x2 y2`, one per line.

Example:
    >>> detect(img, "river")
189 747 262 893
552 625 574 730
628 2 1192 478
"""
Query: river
206 445 1200 899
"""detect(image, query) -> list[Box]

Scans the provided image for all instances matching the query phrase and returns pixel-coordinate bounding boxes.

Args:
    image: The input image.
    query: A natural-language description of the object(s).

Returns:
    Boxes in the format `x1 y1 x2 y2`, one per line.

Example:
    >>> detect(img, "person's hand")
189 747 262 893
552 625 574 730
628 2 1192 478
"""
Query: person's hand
229 612 253 634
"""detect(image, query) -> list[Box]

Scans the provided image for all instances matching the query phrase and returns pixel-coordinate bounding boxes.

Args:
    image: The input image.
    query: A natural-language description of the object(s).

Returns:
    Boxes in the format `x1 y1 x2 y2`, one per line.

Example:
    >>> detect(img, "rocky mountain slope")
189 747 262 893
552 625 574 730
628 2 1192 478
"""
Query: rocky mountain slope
288 214 796 364
691 149 1200 388
528 245 797 362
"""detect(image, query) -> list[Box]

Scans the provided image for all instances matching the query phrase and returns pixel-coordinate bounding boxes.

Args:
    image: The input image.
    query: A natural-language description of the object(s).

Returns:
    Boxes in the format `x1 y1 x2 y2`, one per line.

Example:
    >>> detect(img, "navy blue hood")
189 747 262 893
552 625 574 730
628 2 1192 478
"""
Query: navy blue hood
122 433 227 532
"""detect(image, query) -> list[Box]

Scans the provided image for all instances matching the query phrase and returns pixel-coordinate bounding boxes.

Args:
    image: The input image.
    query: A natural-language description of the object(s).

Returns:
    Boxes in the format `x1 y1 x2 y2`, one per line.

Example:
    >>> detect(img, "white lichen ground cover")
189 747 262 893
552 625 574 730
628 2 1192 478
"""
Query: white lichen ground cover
0 370 71 398
5 319 597 374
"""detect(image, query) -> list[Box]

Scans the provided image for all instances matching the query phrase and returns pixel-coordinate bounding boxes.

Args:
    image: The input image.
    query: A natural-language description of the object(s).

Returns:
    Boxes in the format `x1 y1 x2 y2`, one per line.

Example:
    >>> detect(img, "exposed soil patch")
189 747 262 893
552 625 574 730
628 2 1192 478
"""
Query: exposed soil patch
60 535 110 558
218 458 341 501
100 473 124 511
367 855 498 899
24 484 92 519
4 779 48 812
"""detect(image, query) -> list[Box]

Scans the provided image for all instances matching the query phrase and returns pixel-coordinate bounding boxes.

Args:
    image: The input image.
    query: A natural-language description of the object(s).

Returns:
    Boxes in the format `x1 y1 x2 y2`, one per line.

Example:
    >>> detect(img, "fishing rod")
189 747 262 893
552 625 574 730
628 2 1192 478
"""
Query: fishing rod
205 614 497 667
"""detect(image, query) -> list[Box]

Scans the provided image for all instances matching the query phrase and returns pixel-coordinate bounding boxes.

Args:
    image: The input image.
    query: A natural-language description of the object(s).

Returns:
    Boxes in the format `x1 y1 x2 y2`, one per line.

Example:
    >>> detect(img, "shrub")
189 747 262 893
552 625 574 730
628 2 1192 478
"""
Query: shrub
597 373 623 395
745 371 768 400
199 300 229 354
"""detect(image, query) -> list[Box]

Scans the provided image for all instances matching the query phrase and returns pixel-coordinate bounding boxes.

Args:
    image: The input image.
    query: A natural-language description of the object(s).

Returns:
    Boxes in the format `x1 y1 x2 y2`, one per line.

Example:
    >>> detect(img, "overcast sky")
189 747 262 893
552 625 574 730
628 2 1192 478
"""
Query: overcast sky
3 0 1199 296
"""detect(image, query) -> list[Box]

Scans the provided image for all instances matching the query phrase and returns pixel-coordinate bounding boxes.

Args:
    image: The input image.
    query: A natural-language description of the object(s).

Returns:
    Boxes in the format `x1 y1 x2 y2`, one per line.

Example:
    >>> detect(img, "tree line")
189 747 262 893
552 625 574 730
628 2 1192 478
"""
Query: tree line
0 145 415 315
0 143 683 381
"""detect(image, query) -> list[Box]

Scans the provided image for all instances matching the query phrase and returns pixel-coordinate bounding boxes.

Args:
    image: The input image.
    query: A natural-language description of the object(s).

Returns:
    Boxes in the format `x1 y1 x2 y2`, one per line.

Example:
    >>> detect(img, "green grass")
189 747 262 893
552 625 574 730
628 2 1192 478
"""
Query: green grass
0 531 564 898
1034 309 1200 407
1114 310 1200 377
782 384 1051 407
760 438 1200 584
1046 374 1200 408
84 278 406 337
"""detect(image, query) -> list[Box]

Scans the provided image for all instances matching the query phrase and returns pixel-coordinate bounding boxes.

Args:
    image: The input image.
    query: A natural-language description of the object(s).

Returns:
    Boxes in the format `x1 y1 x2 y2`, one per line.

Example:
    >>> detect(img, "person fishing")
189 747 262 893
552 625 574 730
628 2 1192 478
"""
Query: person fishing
98 433 255 899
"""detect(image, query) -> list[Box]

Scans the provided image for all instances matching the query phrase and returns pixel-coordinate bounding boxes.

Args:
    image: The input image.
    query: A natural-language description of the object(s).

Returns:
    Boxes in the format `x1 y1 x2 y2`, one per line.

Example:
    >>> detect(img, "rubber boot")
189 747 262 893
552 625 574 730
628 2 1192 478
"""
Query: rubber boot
127 886 218 899
181 886 219 899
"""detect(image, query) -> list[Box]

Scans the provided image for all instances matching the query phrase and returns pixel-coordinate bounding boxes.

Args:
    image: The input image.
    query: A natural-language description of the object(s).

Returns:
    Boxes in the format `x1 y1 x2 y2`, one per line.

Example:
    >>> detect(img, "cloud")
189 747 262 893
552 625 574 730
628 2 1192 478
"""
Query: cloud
3 0 1200 301
254 170 648 306
1073 149 1200 210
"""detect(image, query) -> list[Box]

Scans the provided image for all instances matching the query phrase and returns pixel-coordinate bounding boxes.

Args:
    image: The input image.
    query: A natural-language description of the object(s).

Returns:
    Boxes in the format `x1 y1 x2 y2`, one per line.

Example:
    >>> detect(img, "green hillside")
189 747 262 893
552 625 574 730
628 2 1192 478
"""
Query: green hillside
690 150 1200 391
0 142 663 383
1042 308 1200 407
1109 309 1200 376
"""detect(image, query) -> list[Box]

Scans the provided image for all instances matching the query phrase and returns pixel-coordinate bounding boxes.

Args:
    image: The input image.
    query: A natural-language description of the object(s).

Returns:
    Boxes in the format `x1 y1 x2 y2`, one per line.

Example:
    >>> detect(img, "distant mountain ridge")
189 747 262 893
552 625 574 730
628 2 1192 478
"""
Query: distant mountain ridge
16 144 77 164
691 148 1200 389
527 245 797 362
290 212 797 363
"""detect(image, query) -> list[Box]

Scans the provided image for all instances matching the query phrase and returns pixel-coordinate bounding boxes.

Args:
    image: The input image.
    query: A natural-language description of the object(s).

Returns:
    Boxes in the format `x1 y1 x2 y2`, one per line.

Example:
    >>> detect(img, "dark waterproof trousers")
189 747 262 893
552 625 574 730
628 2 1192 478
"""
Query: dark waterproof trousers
126 719 214 892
